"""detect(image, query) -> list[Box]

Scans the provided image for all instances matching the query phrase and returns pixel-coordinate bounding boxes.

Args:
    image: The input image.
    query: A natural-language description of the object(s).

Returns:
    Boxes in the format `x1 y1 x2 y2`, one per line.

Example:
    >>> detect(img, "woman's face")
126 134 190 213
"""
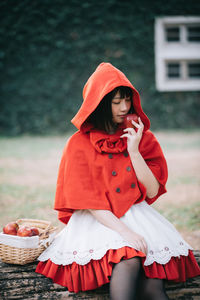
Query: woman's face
111 91 132 124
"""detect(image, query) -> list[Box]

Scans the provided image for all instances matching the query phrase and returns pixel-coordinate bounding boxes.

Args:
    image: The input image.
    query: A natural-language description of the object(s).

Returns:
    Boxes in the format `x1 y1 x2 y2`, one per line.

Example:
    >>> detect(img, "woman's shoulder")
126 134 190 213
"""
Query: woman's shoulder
139 129 162 153
142 129 157 142
63 131 92 154
68 130 89 143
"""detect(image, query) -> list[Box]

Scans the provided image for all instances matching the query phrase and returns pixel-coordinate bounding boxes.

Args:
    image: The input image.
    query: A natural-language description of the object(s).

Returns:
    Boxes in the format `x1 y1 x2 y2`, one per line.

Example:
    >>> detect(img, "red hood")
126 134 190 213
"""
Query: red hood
71 62 150 131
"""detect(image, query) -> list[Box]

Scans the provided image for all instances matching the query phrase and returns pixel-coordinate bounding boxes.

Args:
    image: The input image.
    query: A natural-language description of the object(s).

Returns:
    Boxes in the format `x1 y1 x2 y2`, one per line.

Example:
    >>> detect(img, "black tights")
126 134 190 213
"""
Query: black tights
109 257 169 300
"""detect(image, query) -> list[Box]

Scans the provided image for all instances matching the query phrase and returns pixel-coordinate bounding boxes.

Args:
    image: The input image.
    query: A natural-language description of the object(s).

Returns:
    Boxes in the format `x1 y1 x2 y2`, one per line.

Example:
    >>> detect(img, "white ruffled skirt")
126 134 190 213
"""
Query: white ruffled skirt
38 201 192 266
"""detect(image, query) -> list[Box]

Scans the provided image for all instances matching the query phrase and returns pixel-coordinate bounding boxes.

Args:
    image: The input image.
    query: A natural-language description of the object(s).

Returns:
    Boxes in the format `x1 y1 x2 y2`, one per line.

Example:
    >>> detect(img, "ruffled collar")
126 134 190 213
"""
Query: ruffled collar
89 127 127 154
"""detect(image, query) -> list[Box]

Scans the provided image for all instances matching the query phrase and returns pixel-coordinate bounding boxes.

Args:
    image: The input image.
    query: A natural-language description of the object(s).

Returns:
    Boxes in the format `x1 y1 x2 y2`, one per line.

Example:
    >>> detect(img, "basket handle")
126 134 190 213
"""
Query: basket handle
16 218 51 226
16 218 53 239
39 223 52 239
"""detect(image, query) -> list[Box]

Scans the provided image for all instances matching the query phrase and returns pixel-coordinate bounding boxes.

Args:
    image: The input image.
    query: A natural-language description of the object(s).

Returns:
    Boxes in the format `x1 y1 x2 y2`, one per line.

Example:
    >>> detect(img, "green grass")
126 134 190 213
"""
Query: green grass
157 202 200 231
169 176 200 186
159 139 200 151
0 183 55 222
155 130 200 151
0 131 200 244
0 135 69 159
0 134 72 228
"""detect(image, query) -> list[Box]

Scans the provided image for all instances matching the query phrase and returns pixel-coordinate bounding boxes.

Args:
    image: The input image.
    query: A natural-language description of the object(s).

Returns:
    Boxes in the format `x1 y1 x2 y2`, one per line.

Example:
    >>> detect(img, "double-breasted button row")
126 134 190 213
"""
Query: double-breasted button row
108 152 135 193
123 152 129 157
115 183 136 193
110 152 129 158
126 166 131 172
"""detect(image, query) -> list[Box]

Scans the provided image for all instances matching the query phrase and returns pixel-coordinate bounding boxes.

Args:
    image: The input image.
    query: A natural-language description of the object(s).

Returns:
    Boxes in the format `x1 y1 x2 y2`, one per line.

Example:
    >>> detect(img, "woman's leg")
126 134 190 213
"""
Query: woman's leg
109 257 142 300
138 275 169 300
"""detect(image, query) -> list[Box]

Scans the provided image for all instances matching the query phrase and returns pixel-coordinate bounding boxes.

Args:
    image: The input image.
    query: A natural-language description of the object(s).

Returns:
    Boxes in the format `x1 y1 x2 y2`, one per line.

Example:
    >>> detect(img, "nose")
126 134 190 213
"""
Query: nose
120 99 129 111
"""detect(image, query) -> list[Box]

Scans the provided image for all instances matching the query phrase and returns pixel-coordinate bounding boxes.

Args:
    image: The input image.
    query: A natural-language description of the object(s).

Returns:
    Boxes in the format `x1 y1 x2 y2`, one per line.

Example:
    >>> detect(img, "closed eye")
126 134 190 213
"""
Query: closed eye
112 101 120 104
112 97 131 105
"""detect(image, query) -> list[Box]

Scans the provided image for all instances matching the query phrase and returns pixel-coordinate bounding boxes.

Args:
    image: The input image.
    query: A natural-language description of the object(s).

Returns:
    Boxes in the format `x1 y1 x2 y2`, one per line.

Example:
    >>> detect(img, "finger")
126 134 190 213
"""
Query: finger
141 239 148 255
123 127 136 134
133 243 140 251
131 120 140 128
135 237 147 255
120 134 130 139
137 118 144 135
128 241 138 250
138 242 146 255
138 117 144 127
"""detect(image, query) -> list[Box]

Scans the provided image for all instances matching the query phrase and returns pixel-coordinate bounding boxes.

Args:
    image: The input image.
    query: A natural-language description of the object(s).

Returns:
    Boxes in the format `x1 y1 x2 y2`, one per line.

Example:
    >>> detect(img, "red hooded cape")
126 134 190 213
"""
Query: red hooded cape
54 63 168 224
37 65 200 291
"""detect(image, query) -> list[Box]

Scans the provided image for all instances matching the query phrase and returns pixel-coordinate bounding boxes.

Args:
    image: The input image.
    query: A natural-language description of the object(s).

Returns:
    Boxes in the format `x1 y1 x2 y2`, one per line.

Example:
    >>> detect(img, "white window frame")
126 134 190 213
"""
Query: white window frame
155 16 200 91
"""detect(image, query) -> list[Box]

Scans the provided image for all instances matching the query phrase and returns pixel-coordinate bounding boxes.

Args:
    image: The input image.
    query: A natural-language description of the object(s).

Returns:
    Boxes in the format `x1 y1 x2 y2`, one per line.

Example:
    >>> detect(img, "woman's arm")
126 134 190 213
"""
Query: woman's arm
121 118 159 198
129 151 159 198
88 209 147 254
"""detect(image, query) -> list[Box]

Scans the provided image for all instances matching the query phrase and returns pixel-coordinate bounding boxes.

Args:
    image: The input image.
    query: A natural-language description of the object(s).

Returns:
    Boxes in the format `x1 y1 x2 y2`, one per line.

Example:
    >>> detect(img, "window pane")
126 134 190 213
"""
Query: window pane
187 26 200 42
188 63 200 78
167 63 180 78
165 27 180 42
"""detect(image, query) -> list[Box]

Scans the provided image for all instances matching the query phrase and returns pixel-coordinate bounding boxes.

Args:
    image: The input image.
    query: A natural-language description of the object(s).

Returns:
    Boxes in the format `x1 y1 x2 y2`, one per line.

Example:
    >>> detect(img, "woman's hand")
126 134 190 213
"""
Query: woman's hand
121 228 148 255
121 117 144 154
89 209 148 255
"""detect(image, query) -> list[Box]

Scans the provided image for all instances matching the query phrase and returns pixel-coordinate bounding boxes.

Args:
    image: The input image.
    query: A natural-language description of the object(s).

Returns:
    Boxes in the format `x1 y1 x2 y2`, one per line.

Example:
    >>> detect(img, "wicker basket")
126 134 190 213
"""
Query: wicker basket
0 219 57 265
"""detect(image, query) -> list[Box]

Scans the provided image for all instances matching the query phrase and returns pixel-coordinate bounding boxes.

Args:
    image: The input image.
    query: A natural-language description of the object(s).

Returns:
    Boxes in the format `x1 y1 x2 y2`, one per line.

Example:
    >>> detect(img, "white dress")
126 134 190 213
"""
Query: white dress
38 201 192 267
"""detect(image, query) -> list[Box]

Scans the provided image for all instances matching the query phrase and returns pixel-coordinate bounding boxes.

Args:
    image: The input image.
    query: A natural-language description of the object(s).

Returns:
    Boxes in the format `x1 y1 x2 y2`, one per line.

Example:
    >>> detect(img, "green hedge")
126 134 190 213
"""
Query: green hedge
0 0 200 135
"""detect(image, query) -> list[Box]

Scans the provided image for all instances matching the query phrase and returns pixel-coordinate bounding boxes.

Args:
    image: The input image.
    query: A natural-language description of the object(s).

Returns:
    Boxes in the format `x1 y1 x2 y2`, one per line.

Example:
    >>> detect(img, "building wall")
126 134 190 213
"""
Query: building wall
0 0 200 134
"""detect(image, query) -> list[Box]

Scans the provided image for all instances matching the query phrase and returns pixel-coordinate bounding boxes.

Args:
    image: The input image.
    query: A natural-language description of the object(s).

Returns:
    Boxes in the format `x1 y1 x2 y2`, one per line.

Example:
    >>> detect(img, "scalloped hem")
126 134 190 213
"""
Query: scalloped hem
35 248 200 293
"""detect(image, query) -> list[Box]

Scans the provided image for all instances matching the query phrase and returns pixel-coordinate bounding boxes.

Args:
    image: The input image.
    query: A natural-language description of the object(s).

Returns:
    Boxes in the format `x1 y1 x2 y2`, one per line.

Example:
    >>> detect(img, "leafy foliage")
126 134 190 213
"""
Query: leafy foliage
0 0 200 135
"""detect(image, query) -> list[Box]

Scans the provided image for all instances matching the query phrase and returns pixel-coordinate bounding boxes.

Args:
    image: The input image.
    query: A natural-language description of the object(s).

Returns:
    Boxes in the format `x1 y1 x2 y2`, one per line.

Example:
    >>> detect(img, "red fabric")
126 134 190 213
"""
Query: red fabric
35 249 200 293
143 250 200 282
54 64 168 224
36 63 200 292
71 62 150 131
54 128 168 224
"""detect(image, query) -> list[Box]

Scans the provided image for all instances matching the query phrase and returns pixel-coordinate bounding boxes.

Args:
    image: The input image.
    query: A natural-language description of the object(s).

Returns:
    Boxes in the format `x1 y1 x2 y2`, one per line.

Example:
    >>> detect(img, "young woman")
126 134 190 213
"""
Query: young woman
36 63 200 299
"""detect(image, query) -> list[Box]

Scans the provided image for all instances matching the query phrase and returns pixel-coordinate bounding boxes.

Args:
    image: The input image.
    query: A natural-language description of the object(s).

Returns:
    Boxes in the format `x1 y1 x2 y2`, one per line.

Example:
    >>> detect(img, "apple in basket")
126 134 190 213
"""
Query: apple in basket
17 226 39 237
17 226 40 237
17 226 32 237
30 227 39 236
124 113 139 129
3 222 19 235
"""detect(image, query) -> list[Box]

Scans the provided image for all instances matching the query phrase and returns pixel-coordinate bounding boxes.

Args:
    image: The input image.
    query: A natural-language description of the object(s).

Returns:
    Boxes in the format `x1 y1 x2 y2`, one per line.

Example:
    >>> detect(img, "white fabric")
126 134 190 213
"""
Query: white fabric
0 232 56 249
38 201 192 266
0 233 39 248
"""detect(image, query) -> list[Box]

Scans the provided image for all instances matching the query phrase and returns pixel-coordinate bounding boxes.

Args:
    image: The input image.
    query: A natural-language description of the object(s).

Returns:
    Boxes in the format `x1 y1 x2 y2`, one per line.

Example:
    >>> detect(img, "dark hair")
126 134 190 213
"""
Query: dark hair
86 86 134 132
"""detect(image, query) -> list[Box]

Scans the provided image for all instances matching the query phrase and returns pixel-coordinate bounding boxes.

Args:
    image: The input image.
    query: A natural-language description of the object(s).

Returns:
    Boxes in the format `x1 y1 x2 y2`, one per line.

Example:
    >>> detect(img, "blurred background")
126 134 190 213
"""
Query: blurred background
0 0 200 135
0 0 199 248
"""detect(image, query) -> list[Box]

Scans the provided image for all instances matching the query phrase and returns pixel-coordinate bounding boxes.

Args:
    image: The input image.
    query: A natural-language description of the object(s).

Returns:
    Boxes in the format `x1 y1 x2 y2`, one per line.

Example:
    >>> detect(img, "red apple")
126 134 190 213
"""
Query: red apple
17 226 32 237
124 113 139 128
30 227 39 236
3 222 19 235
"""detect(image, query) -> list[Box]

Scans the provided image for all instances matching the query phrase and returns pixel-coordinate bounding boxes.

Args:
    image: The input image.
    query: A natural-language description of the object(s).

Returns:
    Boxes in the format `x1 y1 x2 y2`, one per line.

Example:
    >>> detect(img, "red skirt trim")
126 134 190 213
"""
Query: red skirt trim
35 248 200 293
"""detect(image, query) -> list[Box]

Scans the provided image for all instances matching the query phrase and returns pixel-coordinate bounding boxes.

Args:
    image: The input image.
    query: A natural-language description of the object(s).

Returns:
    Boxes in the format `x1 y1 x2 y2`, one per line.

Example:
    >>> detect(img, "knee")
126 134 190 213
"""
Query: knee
114 257 141 273
141 279 167 300
143 289 162 300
